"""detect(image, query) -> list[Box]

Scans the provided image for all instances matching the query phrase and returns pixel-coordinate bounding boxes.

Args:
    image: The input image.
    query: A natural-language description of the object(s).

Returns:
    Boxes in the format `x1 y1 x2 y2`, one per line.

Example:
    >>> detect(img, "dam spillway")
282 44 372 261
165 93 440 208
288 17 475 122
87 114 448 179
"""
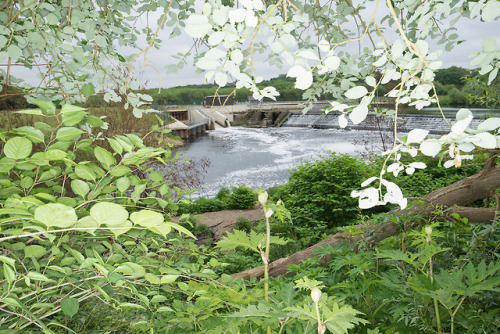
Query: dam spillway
281 113 483 135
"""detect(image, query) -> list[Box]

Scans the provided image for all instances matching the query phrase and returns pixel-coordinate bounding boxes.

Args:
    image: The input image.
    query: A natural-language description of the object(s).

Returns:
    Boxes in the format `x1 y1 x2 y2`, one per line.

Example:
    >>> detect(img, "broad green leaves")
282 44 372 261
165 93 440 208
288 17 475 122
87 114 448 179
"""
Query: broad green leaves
90 202 129 227
94 147 116 169
71 180 90 198
60 298 79 317
3 137 32 160
14 127 45 144
35 204 78 228
56 127 85 141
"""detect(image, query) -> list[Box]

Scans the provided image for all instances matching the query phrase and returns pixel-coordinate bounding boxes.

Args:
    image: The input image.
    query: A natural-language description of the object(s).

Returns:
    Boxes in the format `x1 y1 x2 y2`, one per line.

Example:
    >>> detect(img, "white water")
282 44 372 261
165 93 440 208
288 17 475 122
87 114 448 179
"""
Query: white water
177 127 386 198
176 108 499 198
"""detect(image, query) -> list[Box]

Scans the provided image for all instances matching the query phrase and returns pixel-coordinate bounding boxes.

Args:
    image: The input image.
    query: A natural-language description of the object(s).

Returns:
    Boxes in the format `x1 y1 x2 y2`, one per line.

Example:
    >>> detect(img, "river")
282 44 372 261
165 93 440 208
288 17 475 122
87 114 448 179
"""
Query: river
175 107 500 198
176 126 387 198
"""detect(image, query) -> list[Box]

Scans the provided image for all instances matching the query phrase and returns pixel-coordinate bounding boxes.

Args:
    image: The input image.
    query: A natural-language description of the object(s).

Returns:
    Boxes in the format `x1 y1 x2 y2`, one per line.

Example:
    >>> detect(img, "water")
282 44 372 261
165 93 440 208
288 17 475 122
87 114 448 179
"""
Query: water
175 107 499 198
176 127 386 198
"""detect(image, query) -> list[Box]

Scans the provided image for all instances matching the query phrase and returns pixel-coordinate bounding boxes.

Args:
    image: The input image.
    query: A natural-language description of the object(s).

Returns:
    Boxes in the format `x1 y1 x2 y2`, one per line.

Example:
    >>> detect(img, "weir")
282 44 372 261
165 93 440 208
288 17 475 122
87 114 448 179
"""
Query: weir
156 107 231 140
282 113 483 134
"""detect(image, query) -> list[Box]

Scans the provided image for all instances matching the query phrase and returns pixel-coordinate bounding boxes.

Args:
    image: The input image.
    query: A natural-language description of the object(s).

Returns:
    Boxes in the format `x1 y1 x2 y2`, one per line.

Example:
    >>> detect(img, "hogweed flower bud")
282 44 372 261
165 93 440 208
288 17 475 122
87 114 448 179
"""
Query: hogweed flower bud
425 226 432 244
258 191 268 205
311 288 322 303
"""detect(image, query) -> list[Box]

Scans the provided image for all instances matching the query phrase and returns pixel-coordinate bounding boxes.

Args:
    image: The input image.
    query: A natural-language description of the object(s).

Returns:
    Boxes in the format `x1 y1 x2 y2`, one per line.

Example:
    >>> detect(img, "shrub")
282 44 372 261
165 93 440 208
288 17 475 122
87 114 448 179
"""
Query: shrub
177 197 227 214
234 217 253 232
227 186 257 209
215 187 232 202
271 153 371 239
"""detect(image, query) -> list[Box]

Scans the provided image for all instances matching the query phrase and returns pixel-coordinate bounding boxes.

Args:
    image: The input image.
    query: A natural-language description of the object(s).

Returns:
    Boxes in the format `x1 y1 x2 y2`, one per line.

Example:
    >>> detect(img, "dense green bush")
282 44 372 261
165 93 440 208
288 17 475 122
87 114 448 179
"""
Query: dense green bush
227 186 257 209
271 153 371 239
176 186 257 215
177 197 227 214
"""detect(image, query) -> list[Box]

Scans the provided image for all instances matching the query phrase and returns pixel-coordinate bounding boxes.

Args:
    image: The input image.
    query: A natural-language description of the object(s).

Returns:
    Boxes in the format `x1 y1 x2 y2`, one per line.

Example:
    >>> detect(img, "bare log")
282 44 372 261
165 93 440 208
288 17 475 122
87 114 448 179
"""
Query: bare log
232 161 500 280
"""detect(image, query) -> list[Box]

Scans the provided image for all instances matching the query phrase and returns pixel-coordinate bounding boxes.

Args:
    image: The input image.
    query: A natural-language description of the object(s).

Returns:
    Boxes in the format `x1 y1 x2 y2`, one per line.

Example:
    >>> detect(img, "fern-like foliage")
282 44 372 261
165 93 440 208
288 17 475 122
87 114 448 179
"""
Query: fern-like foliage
217 229 288 252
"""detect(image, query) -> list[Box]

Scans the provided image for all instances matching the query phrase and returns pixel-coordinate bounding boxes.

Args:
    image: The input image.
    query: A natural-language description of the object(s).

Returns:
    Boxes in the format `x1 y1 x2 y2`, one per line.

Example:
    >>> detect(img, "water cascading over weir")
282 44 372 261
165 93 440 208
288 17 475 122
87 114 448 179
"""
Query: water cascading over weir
281 113 482 135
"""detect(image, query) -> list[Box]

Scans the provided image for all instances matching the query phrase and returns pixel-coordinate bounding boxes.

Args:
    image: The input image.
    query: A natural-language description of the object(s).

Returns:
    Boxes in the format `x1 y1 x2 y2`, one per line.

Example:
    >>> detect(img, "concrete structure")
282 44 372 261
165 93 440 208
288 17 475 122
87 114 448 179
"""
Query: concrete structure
163 108 230 139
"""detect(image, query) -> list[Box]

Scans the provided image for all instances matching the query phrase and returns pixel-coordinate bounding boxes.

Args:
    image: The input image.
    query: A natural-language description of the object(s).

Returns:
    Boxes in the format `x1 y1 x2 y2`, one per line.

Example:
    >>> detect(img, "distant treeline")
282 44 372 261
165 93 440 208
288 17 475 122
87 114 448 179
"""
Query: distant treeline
1 66 499 110
147 66 499 108
147 75 302 105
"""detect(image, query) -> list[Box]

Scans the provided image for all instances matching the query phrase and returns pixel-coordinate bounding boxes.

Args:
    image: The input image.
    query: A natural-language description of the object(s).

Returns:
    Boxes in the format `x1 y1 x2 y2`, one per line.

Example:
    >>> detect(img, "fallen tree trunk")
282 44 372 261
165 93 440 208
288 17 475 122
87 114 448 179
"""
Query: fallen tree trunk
232 158 500 280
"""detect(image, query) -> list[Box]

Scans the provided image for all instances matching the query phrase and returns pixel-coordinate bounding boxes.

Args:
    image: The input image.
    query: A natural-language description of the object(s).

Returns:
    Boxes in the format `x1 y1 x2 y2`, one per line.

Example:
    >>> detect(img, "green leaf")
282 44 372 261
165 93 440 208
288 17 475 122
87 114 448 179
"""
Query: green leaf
130 210 164 228
4 263 16 285
45 149 67 161
482 36 497 52
108 138 123 155
14 126 45 143
15 108 43 116
26 271 52 282
62 110 87 126
90 202 129 226
114 262 145 278
0 157 15 173
132 107 143 118
164 221 196 239
32 100 56 115
160 275 179 284
61 104 87 114
71 180 90 198
75 164 96 181
116 176 131 193
20 176 34 189
149 171 164 182
0 255 16 267
149 225 172 237
60 298 79 317
118 303 145 310
38 168 61 182
111 165 131 177
109 220 132 237
34 203 78 228
86 116 104 127
151 295 167 303
76 216 99 234
94 147 115 169
185 14 212 38
157 306 174 312
144 273 161 285
4 137 32 159
217 230 286 252
81 83 95 97
7 44 22 61
95 35 107 48
56 127 85 141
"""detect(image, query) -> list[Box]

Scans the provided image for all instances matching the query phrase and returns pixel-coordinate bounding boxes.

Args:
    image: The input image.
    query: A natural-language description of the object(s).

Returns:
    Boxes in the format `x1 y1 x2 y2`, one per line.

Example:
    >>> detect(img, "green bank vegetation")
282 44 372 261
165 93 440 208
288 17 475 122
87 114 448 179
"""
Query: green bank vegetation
1 0 500 332
1 100 498 333
149 67 500 107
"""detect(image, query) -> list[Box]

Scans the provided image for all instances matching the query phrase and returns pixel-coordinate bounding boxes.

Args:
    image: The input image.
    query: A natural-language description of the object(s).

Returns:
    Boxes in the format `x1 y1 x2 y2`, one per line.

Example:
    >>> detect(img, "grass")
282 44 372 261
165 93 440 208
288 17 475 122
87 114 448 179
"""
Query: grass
0 106 183 148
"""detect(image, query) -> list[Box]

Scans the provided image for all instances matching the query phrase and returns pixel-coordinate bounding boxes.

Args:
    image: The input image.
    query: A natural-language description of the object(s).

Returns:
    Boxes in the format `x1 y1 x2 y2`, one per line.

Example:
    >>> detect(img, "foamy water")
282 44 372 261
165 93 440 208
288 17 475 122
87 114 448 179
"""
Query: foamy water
176 127 385 198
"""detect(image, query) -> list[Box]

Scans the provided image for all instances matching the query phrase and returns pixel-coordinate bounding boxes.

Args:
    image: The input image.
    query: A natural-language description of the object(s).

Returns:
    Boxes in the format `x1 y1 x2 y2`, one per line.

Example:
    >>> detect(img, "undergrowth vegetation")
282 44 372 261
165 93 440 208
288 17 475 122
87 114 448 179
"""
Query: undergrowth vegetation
0 104 498 333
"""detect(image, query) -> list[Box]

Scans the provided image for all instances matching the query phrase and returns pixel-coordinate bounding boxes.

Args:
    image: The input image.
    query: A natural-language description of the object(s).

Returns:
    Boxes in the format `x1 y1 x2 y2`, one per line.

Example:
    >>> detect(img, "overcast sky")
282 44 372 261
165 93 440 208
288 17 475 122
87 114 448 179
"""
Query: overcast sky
137 5 500 88
9 3 499 89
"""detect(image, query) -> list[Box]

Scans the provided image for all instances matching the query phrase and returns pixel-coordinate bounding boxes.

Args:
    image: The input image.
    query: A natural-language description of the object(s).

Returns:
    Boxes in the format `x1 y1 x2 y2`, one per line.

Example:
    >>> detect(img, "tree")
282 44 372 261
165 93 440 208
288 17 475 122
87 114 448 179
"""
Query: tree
435 66 471 88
